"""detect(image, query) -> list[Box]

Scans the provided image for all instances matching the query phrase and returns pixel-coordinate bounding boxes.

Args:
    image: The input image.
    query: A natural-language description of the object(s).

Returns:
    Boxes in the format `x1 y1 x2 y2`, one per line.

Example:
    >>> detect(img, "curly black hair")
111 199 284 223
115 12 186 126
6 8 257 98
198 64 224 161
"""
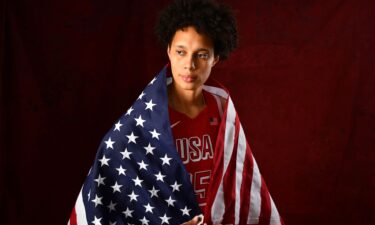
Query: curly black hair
155 0 238 60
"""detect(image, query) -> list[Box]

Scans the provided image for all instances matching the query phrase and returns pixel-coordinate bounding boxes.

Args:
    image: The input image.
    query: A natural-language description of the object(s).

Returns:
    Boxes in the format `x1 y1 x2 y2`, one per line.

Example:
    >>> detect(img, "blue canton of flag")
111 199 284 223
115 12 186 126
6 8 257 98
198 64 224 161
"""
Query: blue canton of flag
69 66 201 225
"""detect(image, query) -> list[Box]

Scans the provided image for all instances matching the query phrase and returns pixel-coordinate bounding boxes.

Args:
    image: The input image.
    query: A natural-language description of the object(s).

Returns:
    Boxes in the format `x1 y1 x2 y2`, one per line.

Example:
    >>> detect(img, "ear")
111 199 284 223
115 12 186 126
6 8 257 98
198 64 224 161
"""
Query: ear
167 45 171 59
212 55 220 67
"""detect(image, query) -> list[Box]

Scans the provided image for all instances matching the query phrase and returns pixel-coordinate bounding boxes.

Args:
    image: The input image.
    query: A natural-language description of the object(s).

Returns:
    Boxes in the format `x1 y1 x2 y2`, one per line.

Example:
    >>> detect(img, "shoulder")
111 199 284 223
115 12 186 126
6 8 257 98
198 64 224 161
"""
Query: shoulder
219 96 227 109
205 91 227 116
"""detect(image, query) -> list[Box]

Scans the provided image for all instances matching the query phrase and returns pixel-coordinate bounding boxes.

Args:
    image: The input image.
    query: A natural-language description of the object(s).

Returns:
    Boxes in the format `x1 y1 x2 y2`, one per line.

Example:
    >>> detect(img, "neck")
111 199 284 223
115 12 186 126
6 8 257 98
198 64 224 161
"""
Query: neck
168 84 206 118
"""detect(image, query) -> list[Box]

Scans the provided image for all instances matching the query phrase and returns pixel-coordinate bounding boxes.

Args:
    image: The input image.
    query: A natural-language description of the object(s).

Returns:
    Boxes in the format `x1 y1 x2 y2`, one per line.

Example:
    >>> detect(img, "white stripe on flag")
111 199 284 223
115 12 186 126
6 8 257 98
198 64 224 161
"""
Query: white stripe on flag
223 98 236 173
203 85 228 118
212 94 224 118
75 188 88 225
234 124 247 224
247 156 262 224
203 85 229 99
211 97 236 223
270 196 281 225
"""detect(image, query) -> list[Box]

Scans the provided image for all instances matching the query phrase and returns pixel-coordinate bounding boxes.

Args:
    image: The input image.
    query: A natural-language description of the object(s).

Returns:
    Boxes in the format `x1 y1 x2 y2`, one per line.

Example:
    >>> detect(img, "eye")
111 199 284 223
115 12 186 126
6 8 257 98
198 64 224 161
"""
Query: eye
198 53 209 59
176 50 185 56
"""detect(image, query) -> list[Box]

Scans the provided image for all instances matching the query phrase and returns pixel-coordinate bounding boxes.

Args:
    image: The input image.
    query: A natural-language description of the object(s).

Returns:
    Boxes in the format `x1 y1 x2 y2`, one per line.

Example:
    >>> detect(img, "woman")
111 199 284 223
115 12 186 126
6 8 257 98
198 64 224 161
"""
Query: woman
69 1 283 225
155 0 237 223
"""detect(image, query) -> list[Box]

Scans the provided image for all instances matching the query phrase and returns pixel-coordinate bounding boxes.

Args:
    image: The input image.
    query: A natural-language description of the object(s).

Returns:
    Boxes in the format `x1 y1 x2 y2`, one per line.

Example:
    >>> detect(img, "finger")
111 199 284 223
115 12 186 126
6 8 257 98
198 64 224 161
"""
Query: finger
181 216 199 225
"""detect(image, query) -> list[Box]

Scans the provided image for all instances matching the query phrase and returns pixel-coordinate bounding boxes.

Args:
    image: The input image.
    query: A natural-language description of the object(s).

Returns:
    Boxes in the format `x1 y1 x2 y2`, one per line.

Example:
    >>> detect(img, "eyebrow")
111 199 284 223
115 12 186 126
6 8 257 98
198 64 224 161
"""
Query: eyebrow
175 45 210 52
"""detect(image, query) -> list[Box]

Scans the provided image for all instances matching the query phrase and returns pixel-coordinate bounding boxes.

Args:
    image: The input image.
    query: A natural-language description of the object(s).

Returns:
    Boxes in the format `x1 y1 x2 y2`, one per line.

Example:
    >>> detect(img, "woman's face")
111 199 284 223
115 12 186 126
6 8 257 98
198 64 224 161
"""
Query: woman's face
167 26 219 93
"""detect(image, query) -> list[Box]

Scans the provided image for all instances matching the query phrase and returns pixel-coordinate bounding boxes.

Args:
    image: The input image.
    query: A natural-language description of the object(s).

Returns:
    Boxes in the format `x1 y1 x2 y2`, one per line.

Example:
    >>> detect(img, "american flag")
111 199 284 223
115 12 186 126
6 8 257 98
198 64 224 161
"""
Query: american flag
69 65 283 225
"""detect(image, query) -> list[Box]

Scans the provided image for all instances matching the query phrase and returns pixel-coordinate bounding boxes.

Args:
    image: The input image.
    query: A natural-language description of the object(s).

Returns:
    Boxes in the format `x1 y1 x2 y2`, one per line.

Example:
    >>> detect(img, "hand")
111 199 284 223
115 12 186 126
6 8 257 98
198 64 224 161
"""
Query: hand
181 216 207 225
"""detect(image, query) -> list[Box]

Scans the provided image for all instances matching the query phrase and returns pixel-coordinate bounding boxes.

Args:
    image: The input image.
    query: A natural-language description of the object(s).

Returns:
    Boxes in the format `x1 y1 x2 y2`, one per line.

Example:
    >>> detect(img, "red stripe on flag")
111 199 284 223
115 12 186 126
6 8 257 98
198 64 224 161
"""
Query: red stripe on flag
69 207 78 225
204 110 227 223
259 177 272 225
239 142 254 224
204 100 229 223
280 217 285 225
221 115 240 223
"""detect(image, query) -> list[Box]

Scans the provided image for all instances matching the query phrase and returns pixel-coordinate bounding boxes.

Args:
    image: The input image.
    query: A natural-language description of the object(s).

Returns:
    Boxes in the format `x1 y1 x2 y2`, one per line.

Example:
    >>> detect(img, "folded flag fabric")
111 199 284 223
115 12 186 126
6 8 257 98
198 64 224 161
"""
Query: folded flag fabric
68 65 283 225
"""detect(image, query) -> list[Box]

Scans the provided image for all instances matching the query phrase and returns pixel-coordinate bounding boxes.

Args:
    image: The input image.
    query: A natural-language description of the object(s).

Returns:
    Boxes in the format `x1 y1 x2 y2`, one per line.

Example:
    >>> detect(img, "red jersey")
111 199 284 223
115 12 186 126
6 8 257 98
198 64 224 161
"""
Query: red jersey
169 90 223 212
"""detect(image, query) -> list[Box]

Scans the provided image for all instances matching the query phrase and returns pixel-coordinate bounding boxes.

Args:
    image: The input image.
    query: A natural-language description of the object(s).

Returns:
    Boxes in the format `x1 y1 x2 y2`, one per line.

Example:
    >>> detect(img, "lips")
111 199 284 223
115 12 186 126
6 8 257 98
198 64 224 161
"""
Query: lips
180 74 196 82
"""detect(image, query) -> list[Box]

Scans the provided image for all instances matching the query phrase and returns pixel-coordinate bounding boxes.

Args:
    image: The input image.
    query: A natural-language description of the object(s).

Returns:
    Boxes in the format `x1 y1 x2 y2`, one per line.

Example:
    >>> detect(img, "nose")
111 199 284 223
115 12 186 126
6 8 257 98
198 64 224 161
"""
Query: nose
184 55 196 70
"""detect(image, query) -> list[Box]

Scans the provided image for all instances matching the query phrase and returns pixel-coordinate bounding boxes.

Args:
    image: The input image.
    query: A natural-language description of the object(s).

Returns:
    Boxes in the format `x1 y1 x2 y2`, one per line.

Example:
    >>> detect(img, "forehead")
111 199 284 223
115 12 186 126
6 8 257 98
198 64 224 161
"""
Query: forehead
171 26 214 51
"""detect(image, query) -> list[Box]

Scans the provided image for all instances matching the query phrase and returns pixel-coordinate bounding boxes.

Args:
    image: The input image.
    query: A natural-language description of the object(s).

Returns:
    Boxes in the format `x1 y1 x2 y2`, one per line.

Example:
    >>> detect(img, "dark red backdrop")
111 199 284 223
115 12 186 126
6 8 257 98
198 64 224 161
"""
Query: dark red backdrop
1 0 374 225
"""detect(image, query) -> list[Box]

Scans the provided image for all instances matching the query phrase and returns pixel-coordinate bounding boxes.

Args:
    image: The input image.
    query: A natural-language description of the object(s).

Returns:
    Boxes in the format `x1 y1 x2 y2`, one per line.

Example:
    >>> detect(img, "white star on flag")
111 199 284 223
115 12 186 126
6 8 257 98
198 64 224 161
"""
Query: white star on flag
92 216 102 225
149 77 157 85
154 171 166 182
138 91 145 100
91 194 103 207
145 99 156 111
144 143 156 155
165 196 176 207
149 129 161 139
99 155 110 167
137 160 149 171
107 201 117 212
111 181 122 193
170 181 182 192
94 174 106 187
126 132 138 144
144 203 154 213
114 121 123 131
160 154 172 165
140 216 150 225
120 148 132 160
134 115 146 127
123 207 133 218
115 165 126 176
132 176 143 187
160 213 171 224
180 206 191 216
148 186 160 198
125 107 134 116
104 137 115 149
128 191 139 202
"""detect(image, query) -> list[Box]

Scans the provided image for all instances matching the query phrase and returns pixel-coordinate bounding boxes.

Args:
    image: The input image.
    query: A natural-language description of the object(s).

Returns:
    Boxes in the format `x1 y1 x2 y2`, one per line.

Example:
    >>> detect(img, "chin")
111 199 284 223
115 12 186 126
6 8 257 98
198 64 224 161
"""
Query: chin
173 76 203 91
182 84 202 91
